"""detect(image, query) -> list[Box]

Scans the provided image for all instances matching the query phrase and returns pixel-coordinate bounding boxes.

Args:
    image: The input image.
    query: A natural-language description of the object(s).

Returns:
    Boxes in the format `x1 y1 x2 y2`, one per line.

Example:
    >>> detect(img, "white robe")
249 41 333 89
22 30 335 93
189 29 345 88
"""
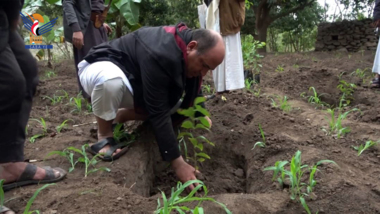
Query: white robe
198 1 245 92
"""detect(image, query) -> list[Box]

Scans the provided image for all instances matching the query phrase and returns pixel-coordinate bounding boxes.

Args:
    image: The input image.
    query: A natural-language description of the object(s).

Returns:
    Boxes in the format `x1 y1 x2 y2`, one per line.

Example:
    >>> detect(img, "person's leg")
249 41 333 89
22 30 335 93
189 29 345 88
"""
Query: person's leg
372 37 380 87
0 32 66 191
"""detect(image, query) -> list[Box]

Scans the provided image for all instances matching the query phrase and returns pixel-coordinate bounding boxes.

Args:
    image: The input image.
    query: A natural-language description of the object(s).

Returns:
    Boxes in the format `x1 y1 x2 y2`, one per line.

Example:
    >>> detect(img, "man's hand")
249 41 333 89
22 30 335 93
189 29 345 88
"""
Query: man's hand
171 156 199 191
103 23 112 34
205 116 212 128
72 31 84 50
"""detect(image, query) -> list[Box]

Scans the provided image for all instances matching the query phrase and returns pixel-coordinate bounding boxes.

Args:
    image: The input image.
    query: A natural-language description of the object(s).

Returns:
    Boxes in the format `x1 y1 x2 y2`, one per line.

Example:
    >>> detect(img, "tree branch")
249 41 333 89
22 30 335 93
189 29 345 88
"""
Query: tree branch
271 0 315 22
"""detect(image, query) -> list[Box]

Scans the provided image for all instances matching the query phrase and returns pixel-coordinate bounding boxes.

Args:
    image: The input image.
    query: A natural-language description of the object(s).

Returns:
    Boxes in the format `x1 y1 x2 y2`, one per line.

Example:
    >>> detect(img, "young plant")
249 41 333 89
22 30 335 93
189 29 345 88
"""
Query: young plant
354 140 380 156
300 87 329 109
245 78 255 90
154 180 232 214
275 65 284 73
271 95 292 112
177 97 214 170
56 119 72 133
45 70 56 78
252 123 266 150
43 94 64 105
69 93 84 113
29 117 48 143
202 84 212 94
1 179 55 214
241 35 266 75
337 80 356 106
46 144 110 177
113 123 136 145
323 97 359 138
264 150 337 214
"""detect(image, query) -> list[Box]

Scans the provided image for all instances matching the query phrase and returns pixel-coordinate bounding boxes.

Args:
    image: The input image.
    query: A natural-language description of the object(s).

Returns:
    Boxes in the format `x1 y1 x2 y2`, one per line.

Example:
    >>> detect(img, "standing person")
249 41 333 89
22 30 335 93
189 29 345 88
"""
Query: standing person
371 0 380 88
205 0 245 96
0 1 67 213
63 0 112 98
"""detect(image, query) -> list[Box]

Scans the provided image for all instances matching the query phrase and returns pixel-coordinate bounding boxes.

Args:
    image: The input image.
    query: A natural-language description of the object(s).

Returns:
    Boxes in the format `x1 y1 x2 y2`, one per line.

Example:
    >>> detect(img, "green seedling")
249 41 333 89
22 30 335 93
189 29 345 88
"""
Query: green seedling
293 64 299 69
300 87 329 109
69 93 84 113
177 97 214 170
154 180 231 214
46 144 110 177
29 118 48 143
264 150 337 214
252 124 266 150
245 78 255 90
271 95 291 112
242 35 265 75
43 94 64 105
56 119 72 133
1 179 55 214
113 123 136 146
323 97 360 138
276 65 284 73
202 85 212 94
45 70 56 78
337 80 356 106
350 68 368 79
353 140 380 156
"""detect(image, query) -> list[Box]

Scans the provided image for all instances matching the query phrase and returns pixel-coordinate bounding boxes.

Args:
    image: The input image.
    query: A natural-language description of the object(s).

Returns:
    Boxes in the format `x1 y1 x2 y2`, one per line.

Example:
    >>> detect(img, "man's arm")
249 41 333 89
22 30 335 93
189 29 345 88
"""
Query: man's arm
62 0 81 32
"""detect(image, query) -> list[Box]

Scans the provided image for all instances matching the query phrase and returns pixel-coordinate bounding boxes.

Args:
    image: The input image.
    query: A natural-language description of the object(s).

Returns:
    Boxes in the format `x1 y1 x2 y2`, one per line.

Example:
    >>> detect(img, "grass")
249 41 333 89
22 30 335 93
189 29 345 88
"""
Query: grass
0 179 55 214
264 150 338 214
154 180 231 214
29 117 48 143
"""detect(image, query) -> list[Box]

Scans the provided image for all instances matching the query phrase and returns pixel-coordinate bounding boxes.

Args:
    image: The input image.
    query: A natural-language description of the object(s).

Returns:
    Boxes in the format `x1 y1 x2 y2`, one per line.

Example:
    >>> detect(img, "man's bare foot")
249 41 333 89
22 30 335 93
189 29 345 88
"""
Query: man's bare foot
0 162 62 184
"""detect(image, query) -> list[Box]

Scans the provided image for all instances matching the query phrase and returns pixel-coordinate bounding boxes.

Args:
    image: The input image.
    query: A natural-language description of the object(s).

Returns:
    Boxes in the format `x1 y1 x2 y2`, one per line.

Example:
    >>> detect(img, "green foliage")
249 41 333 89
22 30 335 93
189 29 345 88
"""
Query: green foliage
271 95 292 112
56 119 72 133
29 118 48 143
69 93 84 113
154 180 232 214
353 140 380 156
323 98 360 139
46 144 110 177
241 35 266 74
1 179 55 214
300 87 329 109
252 124 266 149
177 97 214 170
337 80 356 106
264 150 337 214
202 85 212 94
275 65 284 73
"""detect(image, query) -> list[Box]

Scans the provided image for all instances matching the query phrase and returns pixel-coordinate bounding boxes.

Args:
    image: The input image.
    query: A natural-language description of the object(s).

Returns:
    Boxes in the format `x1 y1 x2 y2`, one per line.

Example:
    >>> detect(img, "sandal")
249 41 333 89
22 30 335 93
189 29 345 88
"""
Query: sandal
2 164 67 192
87 137 130 162
0 206 14 214
371 78 380 88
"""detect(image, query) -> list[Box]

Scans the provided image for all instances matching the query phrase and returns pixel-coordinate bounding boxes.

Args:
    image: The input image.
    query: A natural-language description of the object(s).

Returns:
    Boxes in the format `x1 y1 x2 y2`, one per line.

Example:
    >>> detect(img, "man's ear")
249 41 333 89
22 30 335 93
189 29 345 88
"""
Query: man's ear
187 41 198 51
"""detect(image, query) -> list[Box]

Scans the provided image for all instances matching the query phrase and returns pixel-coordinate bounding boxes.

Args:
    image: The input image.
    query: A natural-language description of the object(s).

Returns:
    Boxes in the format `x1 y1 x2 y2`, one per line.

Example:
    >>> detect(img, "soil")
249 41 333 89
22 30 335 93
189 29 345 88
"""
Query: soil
5 50 380 214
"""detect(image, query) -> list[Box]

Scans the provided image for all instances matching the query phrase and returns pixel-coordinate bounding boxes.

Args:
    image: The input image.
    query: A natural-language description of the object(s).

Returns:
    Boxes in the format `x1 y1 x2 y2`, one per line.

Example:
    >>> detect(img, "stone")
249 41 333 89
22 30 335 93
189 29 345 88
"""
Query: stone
366 42 377 47
234 168 244 177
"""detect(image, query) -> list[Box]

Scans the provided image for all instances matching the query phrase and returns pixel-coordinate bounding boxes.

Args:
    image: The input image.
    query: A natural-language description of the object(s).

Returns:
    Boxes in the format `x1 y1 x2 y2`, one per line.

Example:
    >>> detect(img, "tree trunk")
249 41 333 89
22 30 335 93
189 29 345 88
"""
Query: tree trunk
257 24 269 53
47 48 53 69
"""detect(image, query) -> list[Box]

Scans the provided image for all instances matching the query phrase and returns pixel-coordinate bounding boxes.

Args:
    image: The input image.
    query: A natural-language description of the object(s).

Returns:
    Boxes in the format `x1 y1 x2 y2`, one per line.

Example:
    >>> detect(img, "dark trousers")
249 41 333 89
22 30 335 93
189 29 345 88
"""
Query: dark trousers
73 20 107 99
0 31 38 163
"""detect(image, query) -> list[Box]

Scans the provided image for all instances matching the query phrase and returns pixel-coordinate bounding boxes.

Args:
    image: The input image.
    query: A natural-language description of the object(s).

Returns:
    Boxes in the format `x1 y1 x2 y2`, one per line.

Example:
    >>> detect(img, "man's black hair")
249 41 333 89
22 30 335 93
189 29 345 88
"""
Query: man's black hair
192 29 218 55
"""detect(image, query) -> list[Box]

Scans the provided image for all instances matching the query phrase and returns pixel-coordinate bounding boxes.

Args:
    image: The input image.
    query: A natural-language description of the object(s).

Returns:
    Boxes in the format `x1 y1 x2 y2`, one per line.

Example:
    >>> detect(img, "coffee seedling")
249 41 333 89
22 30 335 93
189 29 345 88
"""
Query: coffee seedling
337 80 356 106
154 180 232 214
177 97 214 170
252 124 265 150
264 150 337 214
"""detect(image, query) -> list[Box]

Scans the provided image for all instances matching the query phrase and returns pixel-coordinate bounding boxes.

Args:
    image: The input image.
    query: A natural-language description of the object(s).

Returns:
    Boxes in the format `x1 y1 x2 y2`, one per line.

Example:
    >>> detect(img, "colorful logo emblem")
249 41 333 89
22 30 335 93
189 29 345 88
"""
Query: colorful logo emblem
19 12 58 49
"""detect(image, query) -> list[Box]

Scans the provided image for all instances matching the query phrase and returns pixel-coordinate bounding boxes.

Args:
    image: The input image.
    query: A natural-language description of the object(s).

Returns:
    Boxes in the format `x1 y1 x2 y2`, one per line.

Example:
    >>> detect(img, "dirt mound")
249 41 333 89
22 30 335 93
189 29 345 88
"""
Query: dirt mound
5 50 380 214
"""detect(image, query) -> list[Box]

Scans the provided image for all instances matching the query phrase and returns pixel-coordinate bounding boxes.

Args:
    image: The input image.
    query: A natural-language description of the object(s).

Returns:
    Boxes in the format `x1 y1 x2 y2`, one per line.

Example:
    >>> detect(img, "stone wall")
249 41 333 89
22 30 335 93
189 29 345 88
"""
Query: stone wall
315 19 379 52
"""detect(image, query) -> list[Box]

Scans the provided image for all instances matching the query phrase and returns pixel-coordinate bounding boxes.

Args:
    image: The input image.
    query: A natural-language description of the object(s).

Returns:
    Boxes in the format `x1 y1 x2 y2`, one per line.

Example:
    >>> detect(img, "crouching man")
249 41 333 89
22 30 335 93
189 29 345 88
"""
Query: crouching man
78 23 225 189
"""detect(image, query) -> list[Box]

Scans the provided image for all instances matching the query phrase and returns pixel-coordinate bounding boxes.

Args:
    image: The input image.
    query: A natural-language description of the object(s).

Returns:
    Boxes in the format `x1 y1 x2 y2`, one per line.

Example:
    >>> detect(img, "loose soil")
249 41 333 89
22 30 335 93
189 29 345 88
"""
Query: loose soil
5 50 380 214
